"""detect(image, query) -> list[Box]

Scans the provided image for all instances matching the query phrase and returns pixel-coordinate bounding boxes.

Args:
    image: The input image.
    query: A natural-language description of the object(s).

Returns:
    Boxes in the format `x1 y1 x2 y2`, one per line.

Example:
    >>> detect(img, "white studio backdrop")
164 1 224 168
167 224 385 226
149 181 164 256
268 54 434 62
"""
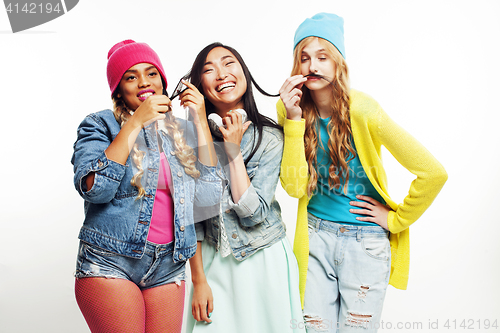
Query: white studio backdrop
0 0 499 332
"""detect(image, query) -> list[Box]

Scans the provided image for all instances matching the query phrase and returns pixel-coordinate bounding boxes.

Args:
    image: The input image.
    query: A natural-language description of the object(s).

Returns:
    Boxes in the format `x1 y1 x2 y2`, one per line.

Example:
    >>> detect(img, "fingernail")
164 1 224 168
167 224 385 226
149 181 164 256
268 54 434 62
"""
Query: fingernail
208 312 212 318
349 209 353 212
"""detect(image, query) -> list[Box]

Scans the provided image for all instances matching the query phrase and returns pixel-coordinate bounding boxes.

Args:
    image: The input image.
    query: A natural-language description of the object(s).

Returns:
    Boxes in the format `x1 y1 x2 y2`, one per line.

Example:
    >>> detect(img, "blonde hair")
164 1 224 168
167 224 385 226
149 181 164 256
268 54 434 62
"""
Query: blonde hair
292 37 356 196
112 97 200 198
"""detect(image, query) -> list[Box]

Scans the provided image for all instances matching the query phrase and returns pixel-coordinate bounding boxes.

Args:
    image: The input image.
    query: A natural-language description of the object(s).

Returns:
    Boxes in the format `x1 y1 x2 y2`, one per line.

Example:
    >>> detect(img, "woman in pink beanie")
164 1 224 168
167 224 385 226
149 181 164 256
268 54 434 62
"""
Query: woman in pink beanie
71 40 222 332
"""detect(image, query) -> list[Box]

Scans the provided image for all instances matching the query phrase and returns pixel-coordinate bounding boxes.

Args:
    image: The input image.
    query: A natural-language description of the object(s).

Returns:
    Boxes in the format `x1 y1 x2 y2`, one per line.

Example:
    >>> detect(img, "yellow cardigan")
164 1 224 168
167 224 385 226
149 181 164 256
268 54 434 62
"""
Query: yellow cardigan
278 89 447 308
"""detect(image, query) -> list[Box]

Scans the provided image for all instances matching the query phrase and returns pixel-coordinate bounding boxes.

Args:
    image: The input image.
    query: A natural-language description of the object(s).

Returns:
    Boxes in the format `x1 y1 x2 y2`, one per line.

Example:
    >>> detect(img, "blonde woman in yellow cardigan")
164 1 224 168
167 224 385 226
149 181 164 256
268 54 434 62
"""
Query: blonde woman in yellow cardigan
278 13 447 332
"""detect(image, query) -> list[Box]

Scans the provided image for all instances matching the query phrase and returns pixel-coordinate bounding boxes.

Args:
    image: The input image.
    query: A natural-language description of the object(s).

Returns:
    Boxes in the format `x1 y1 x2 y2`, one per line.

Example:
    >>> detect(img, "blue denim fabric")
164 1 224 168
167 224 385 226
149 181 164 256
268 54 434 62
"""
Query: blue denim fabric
71 110 223 261
75 240 186 289
202 125 287 261
304 213 390 333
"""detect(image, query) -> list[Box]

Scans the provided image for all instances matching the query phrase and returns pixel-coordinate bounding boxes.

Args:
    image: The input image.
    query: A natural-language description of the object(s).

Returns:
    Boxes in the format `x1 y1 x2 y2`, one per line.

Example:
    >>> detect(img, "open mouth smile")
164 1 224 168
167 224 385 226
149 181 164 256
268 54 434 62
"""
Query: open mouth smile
216 82 236 92
137 89 156 101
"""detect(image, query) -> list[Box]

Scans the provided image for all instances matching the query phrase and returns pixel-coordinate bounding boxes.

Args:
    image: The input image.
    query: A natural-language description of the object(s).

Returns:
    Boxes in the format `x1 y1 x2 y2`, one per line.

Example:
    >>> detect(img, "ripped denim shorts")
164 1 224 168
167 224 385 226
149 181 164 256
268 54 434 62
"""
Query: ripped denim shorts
75 240 186 290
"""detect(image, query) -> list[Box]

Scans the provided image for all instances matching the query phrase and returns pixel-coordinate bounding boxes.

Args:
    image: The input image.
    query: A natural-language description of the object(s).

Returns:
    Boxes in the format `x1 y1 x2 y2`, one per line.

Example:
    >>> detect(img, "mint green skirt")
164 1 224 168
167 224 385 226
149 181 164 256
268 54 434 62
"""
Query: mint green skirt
186 238 305 333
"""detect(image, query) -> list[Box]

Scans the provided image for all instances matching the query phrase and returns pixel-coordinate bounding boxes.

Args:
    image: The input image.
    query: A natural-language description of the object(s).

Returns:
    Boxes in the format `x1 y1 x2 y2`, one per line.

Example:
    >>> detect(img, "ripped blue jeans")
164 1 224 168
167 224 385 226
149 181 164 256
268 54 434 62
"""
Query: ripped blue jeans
304 213 390 332
75 240 185 289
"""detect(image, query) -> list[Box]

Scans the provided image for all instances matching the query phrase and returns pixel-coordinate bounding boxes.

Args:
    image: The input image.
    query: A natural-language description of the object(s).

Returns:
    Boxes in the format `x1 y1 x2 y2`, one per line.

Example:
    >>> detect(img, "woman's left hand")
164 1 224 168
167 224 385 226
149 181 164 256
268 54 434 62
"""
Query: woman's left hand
350 195 391 230
179 79 207 125
191 280 214 323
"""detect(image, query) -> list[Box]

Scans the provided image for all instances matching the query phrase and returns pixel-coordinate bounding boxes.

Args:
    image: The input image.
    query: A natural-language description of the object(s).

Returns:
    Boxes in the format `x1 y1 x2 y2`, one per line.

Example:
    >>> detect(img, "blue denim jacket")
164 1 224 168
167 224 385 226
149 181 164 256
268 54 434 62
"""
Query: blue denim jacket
71 110 223 261
202 124 286 261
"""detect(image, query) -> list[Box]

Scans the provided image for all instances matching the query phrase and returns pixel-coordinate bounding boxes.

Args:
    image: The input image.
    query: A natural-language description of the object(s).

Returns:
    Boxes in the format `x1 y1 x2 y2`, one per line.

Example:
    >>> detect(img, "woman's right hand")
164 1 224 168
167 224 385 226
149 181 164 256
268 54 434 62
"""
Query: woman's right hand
279 75 307 121
130 95 172 128
219 110 251 161
179 80 207 126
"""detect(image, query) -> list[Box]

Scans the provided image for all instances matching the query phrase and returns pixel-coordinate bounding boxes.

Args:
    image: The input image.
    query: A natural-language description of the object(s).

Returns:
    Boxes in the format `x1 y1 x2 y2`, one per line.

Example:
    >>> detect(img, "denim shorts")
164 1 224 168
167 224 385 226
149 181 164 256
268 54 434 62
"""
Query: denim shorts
75 240 186 290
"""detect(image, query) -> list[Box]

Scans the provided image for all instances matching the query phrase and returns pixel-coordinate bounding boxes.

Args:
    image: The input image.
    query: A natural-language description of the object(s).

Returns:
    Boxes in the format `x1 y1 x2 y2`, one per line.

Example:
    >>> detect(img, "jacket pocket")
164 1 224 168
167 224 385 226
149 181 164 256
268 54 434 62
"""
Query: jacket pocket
84 242 119 257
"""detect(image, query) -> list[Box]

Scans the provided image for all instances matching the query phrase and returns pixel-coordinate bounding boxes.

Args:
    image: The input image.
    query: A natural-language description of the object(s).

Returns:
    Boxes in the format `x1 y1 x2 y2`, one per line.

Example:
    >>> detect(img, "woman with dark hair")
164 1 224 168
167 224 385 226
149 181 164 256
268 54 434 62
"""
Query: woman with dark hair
185 42 303 333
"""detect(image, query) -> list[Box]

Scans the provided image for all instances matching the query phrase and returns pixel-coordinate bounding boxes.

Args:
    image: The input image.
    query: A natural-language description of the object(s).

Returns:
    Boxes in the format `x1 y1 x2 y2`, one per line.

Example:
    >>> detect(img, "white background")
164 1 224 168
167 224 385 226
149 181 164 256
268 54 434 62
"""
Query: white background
1 0 499 332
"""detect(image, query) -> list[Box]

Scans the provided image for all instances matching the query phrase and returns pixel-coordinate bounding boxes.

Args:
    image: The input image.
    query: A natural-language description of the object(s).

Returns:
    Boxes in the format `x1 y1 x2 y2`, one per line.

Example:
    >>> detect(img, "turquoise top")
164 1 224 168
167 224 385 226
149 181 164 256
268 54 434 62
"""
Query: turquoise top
307 117 385 225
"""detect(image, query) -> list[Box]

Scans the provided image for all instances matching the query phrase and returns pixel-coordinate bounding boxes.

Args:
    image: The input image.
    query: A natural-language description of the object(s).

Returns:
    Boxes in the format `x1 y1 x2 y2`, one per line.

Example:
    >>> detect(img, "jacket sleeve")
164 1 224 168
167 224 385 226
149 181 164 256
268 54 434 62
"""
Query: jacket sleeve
370 103 448 234
193 160 224 207
277 99 309 199
227 130 284 228
71 113 127 204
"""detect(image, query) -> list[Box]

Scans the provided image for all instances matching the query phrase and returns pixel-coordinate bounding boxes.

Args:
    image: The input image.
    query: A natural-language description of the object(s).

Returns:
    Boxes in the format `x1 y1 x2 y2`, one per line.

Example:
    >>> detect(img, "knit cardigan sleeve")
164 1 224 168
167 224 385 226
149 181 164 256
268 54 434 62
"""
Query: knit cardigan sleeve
277 99 311 307
350 90 448 234
277 99 309 198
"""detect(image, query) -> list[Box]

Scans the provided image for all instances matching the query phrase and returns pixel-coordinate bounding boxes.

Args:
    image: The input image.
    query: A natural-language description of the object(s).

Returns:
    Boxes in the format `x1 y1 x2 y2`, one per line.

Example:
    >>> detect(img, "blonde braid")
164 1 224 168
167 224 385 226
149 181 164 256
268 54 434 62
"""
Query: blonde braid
112 96 147 198
158 113 200 178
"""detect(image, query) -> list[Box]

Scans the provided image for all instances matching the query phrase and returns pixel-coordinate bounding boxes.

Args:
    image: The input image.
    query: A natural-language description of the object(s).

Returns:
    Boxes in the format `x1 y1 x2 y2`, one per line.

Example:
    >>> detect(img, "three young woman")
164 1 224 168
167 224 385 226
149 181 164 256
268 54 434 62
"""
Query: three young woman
278 13 447 332
184 43 304 332
71 40 221 333
73 19 447 331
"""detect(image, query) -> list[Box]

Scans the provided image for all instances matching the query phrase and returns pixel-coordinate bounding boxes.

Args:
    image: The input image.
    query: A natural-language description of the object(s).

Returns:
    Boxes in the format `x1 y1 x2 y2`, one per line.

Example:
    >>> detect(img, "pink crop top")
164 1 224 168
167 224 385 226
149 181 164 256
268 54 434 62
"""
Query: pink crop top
147 152 175 244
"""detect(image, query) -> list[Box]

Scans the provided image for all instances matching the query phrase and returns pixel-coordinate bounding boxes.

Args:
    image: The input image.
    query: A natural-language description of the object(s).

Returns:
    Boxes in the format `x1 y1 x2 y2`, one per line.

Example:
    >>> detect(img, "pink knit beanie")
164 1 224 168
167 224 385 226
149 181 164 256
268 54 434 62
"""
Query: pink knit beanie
106 39 167 95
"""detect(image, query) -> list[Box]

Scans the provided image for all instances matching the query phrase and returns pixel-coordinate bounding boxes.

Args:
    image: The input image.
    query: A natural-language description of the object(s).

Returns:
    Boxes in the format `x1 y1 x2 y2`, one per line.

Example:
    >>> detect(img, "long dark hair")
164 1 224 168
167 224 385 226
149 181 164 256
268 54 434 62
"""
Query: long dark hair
187 42 281 164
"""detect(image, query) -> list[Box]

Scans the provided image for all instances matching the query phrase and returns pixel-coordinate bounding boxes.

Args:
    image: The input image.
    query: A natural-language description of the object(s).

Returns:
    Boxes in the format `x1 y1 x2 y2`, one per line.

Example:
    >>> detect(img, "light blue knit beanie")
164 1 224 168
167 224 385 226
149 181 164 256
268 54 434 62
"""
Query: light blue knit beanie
293 12 345 59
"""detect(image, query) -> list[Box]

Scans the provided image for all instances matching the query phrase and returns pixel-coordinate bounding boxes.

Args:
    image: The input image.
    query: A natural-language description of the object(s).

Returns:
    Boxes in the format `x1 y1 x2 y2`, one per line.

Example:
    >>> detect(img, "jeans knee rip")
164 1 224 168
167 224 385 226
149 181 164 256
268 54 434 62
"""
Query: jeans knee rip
346 311 372 329
304 314 329 332
357 284 370 302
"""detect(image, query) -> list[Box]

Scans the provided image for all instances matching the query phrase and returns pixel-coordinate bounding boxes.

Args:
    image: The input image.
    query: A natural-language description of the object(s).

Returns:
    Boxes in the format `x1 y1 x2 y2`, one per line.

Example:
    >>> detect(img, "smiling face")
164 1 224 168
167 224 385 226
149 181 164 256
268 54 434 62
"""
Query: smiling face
116 63 163 110
200 47 247 115
299 38 336 92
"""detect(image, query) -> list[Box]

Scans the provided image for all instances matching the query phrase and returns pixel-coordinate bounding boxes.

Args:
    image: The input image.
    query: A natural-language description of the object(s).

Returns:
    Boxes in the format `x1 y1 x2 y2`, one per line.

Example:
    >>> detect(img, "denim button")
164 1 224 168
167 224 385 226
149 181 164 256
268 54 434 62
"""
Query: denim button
340 227 346 233
180 226 185 231
98 160 104 168
170 151 176 155
225 209 231 214
179 254 183 259
180 198 185 204
232 233 237 239
241 251 246 257
177 171 182 177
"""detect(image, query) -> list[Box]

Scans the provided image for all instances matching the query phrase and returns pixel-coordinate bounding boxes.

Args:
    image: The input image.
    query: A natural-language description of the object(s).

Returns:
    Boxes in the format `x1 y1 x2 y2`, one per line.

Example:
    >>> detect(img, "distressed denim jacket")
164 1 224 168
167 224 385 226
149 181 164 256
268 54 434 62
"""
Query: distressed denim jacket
202 124 286 261
71 110 223 262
